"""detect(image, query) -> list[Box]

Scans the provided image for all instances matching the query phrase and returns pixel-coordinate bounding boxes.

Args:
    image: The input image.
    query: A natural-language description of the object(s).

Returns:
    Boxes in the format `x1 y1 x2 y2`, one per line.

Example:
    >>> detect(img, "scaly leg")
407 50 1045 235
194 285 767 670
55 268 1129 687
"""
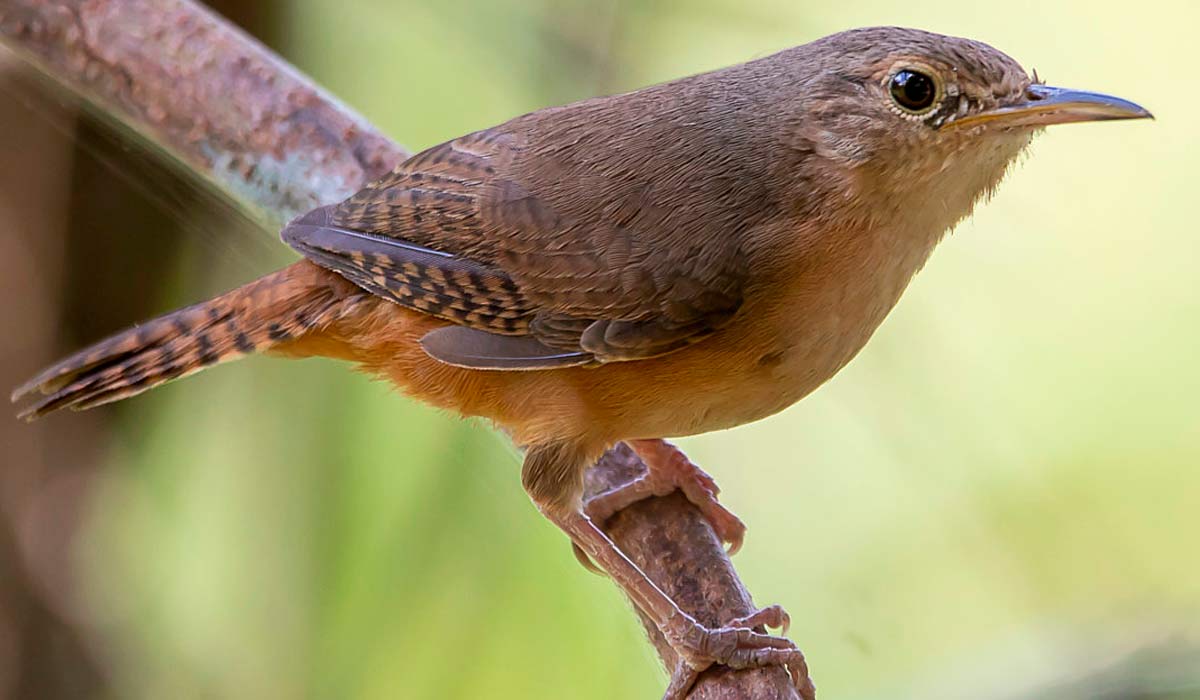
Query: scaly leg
539 506 815 700
585 439 747 553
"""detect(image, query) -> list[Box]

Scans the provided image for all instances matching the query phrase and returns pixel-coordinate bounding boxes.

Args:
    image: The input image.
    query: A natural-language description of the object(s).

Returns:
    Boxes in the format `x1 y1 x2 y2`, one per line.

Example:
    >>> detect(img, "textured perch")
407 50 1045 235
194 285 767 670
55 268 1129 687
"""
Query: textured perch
0 1 800 697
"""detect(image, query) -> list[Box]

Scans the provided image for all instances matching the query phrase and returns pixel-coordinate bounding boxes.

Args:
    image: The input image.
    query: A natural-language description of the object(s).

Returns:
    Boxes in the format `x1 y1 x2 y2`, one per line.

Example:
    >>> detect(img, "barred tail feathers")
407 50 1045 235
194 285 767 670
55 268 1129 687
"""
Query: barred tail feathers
12 262 358 420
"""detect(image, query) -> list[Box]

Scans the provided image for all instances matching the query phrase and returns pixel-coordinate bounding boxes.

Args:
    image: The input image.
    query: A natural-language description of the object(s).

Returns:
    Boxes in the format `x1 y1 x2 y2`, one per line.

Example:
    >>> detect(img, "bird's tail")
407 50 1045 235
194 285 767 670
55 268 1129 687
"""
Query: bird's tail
12 261 362 420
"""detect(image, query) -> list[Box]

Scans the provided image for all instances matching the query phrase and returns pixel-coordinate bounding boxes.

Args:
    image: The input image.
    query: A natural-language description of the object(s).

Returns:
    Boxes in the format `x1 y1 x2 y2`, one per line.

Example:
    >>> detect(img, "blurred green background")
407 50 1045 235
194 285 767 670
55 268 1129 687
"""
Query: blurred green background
1 1 1196 699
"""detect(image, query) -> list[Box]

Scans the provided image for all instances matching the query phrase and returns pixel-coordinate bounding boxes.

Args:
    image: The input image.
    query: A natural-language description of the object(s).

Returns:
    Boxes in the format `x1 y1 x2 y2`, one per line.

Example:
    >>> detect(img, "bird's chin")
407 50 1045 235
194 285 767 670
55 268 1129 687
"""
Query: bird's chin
913 130 1033 232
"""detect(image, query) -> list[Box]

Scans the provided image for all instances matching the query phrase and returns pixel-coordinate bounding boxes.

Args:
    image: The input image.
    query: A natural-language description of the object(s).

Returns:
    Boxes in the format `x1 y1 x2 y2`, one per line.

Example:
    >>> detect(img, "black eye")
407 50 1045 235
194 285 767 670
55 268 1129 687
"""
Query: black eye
889 69 938 114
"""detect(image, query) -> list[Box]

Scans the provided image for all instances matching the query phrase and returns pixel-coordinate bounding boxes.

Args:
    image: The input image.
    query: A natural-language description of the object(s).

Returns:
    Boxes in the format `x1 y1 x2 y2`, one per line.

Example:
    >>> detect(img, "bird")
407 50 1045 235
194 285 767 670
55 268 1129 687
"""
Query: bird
12 26 1151 700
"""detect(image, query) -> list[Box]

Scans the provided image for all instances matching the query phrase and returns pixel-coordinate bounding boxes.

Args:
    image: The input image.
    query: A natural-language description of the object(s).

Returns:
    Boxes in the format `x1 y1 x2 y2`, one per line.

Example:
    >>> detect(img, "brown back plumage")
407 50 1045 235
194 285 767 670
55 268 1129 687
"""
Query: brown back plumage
12 261 364 420
281 88 761 369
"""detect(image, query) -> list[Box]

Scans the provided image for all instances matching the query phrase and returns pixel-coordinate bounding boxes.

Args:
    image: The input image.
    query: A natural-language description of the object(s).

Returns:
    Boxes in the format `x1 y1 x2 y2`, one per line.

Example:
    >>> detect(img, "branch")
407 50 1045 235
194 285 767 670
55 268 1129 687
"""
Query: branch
0 0 401 224
0 2 800 697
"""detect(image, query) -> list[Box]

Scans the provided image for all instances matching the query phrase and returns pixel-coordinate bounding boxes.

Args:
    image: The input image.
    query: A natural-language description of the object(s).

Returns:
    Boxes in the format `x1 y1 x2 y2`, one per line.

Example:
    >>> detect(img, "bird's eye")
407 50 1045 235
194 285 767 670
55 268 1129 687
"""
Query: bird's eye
889 69 938 114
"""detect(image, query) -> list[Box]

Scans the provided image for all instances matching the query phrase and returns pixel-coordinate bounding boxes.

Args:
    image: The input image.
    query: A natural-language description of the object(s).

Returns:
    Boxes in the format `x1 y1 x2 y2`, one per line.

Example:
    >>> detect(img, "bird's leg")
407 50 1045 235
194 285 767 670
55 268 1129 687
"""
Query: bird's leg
540 505 815 700
585 439 747 554
524 441 813 698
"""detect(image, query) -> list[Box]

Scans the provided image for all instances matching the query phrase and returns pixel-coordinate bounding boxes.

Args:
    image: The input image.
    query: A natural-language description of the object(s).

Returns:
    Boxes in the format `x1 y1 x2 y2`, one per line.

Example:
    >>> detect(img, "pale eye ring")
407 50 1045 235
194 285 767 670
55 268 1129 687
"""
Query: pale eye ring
889 69 940 114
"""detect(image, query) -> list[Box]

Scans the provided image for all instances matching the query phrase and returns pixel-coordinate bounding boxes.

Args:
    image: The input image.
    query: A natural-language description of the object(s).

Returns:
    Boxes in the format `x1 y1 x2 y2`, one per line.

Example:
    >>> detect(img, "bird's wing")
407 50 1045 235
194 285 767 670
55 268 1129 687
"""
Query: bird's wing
282 124 748 370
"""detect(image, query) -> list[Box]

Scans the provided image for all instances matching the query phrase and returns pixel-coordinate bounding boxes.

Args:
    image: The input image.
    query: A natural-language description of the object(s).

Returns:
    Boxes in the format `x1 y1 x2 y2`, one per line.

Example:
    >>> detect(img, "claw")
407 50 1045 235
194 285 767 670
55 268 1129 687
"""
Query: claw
728 604 791 636
660 611 815 699
571 541 604 575
583 439 747 554
542 505 811 700
663 660 701 700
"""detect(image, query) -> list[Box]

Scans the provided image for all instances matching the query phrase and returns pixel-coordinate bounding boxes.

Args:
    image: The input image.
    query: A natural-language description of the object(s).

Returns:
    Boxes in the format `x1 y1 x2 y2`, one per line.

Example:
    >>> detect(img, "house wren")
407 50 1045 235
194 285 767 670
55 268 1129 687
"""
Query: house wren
13 26 1151 699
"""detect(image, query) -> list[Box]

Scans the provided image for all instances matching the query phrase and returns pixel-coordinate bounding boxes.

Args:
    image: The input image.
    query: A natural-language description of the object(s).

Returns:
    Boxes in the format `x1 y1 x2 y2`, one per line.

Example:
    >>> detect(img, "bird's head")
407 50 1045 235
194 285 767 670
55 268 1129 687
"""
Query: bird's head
774 27 1151 233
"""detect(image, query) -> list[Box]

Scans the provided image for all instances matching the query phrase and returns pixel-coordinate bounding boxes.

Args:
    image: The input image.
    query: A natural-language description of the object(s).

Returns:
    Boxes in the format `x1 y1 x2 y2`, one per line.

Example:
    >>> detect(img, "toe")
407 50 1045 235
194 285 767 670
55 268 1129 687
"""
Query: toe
704 505 746 554
663 615 812 700
662 659 704 700
728 604 791 635
571 541 604 574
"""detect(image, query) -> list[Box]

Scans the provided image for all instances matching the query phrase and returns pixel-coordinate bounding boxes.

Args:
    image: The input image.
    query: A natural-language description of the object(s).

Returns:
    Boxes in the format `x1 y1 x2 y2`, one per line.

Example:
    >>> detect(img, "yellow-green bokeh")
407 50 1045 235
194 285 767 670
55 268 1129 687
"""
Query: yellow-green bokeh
75 1 1197 698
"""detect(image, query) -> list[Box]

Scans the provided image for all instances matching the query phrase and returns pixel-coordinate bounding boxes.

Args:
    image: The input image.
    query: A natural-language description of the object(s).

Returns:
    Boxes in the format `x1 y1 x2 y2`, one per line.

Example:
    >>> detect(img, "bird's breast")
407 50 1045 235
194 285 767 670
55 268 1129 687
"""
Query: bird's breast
584 219 942 440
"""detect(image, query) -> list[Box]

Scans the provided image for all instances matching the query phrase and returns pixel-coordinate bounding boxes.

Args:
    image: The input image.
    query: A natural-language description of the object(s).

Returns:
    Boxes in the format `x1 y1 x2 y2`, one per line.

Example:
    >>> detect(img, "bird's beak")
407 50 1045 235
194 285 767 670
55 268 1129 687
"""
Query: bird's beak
945 84 1153 130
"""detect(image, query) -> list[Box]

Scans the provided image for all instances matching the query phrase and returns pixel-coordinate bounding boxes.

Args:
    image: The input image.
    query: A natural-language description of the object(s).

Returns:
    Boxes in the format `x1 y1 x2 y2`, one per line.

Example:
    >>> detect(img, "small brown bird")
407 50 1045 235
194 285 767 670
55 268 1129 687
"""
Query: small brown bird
13 26 1150 699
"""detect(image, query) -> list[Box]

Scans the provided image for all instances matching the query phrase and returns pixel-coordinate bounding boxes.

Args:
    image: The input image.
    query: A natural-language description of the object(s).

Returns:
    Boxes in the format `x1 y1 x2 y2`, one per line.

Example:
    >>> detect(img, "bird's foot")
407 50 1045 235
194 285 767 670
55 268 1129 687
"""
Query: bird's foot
541 505 813 700
584 438 746 553
660 606 815 700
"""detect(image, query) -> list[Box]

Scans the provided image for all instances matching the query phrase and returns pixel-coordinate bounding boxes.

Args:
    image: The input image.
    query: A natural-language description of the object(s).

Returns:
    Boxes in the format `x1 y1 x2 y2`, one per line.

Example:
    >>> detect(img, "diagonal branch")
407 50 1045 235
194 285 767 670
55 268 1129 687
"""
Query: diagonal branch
0 2 800 697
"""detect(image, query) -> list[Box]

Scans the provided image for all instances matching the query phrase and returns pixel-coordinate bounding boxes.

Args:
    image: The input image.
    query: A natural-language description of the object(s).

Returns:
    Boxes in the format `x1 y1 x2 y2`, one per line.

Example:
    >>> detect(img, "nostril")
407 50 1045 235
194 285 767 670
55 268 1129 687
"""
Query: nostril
1025 84 1050 101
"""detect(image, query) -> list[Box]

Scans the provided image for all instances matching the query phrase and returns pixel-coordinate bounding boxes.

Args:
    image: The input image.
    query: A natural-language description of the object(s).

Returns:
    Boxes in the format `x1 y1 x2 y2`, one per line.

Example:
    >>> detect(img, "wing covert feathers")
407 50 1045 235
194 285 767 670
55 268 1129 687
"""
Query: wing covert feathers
283 205 535 335
282 125 748 369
